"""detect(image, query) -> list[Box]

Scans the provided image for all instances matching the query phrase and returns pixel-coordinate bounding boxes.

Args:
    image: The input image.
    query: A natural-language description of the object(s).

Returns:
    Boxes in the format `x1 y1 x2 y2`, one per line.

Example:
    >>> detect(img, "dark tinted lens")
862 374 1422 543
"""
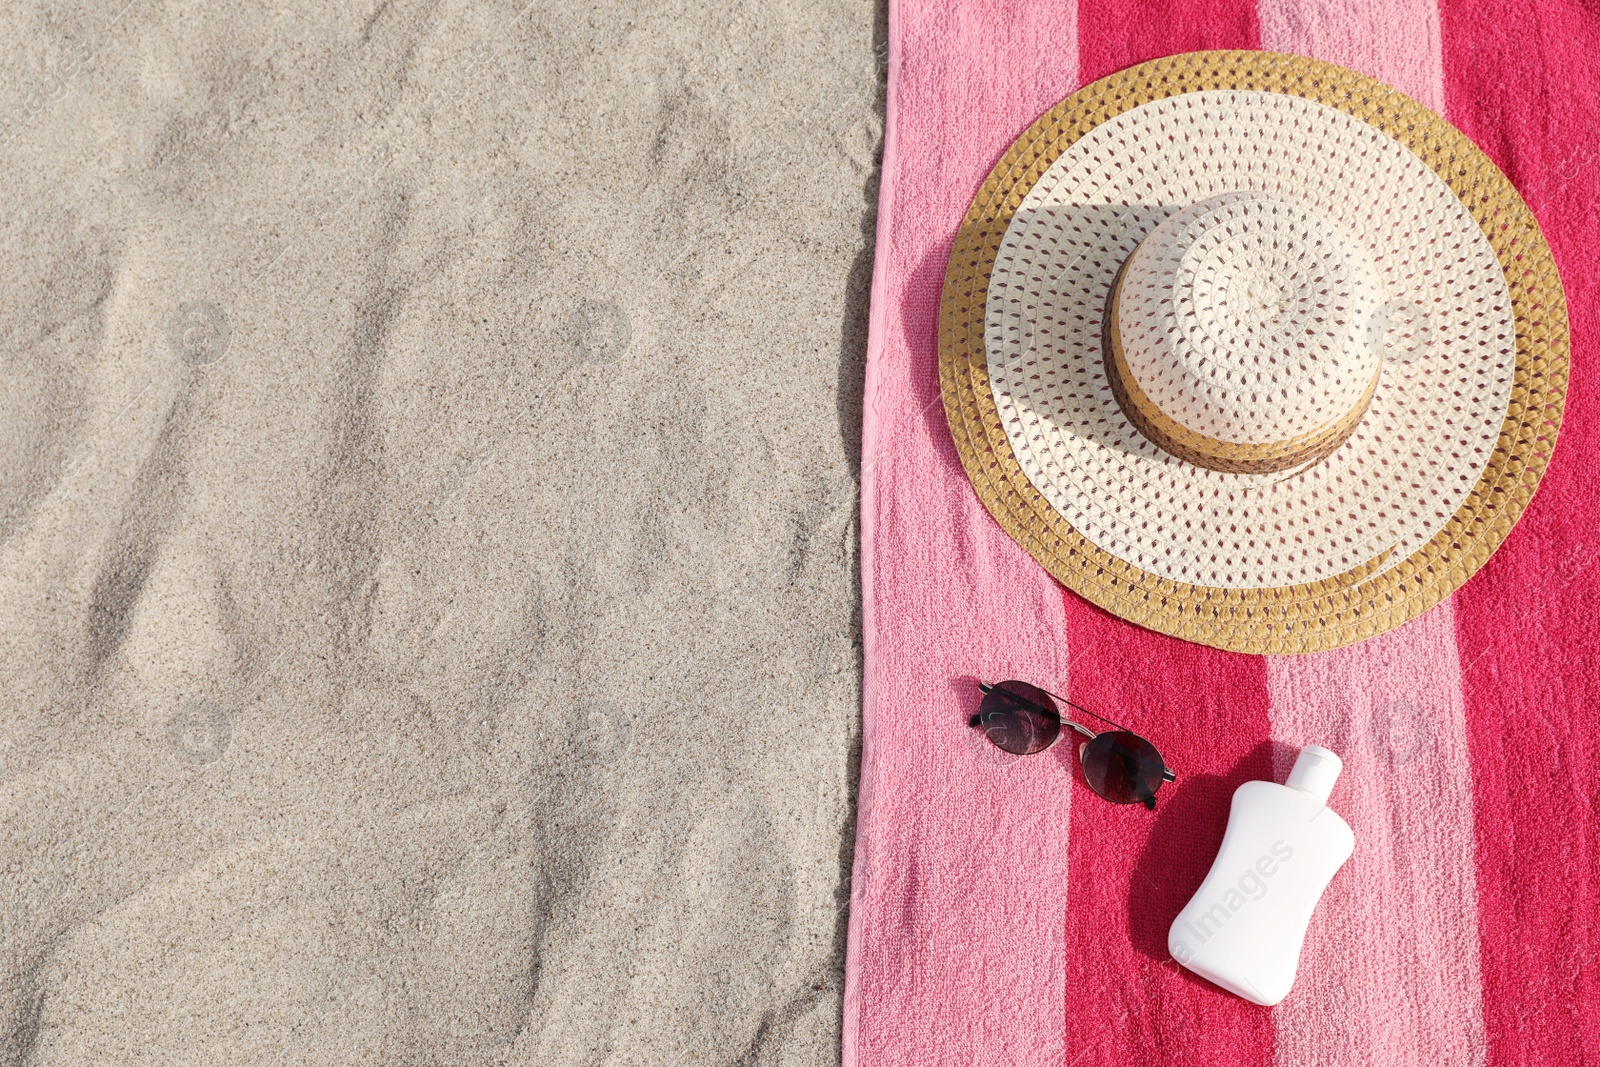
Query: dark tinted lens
976 681 1060 755
1080 730 1167 805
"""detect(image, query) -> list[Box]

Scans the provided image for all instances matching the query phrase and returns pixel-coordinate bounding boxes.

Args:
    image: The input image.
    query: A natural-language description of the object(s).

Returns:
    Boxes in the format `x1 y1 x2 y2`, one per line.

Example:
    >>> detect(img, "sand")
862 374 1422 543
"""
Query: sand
0 0 882 1062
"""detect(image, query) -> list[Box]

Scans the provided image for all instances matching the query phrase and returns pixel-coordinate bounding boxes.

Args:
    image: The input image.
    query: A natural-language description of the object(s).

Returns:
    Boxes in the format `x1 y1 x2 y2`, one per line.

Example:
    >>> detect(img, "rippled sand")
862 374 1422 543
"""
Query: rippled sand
0 1 881 1061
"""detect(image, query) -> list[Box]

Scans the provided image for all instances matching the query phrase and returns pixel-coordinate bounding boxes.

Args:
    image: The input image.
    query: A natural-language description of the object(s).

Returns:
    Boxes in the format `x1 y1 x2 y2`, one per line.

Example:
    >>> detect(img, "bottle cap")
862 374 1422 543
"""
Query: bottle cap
1285 745 1342 803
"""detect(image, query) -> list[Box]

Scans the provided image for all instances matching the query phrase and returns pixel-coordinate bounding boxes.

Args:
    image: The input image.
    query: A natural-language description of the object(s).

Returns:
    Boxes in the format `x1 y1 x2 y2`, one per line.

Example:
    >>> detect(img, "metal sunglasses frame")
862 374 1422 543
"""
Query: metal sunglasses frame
970 680 1177 803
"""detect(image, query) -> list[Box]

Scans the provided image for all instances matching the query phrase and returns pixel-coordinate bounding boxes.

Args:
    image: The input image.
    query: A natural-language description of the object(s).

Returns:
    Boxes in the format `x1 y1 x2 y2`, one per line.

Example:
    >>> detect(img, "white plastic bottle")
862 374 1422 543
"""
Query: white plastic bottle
1167 745 1354 1006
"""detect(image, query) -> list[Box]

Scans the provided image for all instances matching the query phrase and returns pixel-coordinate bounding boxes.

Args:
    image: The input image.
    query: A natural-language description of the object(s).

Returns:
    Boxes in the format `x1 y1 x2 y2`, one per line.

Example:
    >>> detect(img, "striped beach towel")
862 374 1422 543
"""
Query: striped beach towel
844 1 1599 1064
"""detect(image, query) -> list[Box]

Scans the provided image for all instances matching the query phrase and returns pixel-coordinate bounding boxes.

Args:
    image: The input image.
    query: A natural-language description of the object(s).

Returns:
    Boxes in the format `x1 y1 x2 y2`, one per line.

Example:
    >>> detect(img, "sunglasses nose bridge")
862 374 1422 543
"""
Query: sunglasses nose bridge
1062 718 1097 741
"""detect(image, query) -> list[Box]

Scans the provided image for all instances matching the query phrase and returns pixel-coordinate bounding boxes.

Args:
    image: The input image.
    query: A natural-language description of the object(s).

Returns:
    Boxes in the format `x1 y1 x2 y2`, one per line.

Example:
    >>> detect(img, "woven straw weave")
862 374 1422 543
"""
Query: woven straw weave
938 50 1568 654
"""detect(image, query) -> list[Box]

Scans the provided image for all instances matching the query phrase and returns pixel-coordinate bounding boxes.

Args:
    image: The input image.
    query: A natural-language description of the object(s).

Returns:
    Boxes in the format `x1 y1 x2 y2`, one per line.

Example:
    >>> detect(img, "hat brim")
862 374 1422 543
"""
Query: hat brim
938 50 1568 654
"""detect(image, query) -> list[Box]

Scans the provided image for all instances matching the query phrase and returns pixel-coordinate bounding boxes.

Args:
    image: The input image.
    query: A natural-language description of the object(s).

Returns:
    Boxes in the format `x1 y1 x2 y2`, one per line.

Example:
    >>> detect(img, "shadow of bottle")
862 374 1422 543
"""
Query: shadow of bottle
1125 738 1295 964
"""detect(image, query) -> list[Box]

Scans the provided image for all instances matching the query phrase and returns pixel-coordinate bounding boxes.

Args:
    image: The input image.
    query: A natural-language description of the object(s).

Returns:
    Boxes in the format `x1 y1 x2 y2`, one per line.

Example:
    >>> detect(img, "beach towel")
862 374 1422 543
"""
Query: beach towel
844 1 1599 1064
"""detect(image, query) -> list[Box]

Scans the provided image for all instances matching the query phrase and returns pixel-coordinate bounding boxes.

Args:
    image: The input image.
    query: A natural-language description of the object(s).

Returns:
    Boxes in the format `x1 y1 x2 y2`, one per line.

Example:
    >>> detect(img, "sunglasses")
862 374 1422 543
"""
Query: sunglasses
969 680 1177 809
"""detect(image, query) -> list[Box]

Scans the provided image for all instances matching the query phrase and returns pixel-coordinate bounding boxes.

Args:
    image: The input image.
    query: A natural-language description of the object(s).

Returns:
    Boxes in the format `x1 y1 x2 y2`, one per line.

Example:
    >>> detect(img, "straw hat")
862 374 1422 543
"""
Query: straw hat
940 51 1568 654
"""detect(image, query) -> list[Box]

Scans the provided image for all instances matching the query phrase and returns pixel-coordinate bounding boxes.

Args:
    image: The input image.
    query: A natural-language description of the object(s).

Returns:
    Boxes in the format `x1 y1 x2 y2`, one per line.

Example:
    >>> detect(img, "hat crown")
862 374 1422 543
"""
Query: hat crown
1109 191 1383 472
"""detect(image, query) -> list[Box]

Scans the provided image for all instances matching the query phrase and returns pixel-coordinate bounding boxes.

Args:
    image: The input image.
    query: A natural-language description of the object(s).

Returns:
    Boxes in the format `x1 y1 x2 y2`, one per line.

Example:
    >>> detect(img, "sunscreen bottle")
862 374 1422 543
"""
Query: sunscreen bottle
1168 745 1354 1005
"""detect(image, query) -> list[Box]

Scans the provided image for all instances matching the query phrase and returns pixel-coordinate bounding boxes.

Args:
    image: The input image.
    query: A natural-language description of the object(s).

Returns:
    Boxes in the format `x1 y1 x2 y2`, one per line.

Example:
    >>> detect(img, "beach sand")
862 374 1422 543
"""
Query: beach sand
0 0 881 1062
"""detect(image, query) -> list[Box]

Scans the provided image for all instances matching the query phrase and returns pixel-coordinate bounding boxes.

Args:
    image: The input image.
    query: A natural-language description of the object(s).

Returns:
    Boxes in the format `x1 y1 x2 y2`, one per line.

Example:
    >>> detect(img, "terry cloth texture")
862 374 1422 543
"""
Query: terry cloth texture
845 1 1599 1065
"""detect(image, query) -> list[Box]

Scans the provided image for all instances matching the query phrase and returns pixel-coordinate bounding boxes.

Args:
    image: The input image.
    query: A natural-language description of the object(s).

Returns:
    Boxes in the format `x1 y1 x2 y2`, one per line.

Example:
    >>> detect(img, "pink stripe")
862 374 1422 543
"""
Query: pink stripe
843 2 1080 1064
1442 1 1600 1062
1257 0 1443 108
1258 4 1487 1063
1266 605 1485 1065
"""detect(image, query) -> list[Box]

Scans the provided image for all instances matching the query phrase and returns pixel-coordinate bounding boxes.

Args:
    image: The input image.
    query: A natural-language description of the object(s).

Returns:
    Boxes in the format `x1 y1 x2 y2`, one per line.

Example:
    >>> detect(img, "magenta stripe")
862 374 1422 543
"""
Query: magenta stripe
1442 1 1600 1061
1065 2 1277 1066
843 1 1081 1064
1258 2 1486 1062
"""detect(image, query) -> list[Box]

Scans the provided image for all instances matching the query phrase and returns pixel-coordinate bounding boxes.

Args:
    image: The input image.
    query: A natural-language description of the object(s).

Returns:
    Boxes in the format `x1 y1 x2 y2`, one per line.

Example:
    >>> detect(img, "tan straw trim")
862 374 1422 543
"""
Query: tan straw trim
938 50 1569 654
